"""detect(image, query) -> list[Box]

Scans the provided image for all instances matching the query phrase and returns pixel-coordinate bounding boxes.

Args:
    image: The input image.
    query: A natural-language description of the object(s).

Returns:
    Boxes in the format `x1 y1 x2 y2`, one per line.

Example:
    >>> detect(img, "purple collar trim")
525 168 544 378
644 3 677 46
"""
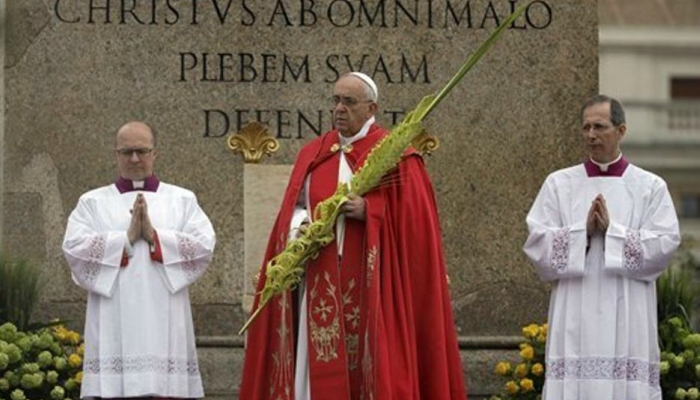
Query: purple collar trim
584 157 629 177
115 175 160 193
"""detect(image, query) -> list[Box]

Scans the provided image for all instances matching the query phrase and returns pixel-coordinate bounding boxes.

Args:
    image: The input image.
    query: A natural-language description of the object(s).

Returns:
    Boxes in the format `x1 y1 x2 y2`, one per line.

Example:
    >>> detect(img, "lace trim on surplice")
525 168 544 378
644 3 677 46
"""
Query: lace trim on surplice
83 354 200 376
75 235 107 287
176 235 206 280
623 229 643 271
546 357 659 386
551 228 570 272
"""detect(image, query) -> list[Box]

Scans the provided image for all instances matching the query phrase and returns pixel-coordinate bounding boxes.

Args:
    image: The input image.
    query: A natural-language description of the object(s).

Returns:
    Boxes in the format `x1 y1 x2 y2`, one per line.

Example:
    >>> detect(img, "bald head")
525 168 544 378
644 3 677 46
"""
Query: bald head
116 121 157 148
115 121 158 180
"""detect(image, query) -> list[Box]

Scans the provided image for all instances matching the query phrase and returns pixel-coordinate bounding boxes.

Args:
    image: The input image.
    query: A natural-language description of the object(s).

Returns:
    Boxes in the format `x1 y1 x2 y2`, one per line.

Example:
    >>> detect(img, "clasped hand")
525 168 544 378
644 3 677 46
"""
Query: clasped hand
587 194 609 237
127 193 156 245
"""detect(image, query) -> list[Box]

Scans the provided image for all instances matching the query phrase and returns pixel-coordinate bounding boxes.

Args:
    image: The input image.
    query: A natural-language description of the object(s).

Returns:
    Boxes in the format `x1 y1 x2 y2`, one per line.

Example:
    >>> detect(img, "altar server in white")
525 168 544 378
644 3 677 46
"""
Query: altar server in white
63 121 215 399
523 95 680 400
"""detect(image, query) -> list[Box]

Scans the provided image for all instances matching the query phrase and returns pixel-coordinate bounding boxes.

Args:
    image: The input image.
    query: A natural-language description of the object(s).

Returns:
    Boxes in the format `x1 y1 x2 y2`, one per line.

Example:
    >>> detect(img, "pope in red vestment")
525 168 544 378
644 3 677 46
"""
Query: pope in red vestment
239 73 467 400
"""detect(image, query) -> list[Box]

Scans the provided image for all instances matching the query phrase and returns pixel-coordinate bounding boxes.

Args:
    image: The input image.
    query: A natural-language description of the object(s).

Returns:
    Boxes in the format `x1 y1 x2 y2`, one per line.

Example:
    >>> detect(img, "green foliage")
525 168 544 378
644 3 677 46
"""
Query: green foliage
658 240 700 335
658 265 699 352
658 316 700 399
0 255 44 332
0 322 83 400
657 240 700 399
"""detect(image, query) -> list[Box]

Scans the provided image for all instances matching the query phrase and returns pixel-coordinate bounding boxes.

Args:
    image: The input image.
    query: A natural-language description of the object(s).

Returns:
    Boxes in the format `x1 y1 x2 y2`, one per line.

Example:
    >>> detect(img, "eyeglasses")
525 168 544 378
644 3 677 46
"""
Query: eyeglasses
116 148 154 158
331 95 373 107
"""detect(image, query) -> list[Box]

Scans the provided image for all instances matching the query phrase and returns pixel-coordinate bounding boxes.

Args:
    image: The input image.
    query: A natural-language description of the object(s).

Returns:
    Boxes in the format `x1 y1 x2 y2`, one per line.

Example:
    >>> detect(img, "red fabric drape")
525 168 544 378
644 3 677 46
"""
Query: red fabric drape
239 125 467 400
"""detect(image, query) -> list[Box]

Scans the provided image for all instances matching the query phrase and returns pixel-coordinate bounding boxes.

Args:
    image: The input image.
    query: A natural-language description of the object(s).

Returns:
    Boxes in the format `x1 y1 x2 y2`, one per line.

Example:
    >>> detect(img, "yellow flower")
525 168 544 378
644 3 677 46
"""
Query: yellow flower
52 325 69 342
67 331 82 345
520 345 535 361
75 371 83 383
505 381 519 395
68 353 82 368
532 362 544 377
522 324 540 339
494 361 512 376
520 378 534 392
515 363 529 378
77 343 85 356
541 323 548 337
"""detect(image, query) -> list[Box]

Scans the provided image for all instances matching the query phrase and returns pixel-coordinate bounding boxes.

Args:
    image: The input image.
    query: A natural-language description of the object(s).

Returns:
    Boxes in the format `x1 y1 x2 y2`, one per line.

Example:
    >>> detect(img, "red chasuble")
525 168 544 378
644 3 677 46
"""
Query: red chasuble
239 124 467 400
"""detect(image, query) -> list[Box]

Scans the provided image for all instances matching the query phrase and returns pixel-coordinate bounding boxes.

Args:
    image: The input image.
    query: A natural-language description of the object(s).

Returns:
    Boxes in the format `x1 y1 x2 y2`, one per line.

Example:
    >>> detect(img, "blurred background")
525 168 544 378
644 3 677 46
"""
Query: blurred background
599 0 700 253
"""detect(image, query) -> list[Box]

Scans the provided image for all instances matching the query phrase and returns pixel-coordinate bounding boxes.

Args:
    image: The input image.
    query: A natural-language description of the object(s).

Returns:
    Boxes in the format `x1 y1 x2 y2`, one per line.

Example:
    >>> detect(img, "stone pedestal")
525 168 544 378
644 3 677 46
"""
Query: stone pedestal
2 1 597 397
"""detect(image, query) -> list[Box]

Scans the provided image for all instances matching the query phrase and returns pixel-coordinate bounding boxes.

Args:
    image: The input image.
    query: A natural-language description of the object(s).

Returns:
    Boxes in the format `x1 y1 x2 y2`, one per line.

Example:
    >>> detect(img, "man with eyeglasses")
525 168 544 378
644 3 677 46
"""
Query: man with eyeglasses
239 73 467 400
63 121 215 400
523 95 680 400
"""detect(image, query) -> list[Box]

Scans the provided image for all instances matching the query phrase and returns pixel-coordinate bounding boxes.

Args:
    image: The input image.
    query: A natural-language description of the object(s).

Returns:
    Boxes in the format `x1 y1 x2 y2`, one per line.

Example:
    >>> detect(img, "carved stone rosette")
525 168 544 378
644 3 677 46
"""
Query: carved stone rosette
227 122 280 163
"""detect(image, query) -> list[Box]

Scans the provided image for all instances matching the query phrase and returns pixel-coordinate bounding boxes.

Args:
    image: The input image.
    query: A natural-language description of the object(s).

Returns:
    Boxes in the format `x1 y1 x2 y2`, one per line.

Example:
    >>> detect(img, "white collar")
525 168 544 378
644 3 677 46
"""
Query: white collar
339 117 375 146
132 180 145 189
590 152 622 172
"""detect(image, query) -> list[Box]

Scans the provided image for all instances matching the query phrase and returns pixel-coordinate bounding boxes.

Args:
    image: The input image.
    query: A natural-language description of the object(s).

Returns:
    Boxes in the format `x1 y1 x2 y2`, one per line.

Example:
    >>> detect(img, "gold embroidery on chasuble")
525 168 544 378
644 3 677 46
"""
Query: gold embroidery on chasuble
343 278 360 370
366 246 378 288
361 246 378 399
270 295 293 400
309 272 340 362
361 331 375 400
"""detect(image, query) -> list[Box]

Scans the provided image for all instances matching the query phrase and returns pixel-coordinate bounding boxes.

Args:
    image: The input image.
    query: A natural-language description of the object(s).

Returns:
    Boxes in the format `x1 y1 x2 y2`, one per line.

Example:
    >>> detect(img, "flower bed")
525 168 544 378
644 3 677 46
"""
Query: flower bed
0 322 83 400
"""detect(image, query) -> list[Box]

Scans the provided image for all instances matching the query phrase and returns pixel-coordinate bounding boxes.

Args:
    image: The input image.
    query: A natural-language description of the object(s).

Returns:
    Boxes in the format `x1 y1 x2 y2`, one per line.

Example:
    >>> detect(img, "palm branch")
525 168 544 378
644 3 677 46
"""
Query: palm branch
240 2 529 334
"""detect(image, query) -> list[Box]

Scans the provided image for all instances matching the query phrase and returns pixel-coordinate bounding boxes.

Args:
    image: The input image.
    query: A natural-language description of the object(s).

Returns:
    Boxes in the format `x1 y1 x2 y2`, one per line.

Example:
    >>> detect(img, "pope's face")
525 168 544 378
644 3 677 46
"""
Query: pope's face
115 123 157 181
581 102 626 163
332 76 377 137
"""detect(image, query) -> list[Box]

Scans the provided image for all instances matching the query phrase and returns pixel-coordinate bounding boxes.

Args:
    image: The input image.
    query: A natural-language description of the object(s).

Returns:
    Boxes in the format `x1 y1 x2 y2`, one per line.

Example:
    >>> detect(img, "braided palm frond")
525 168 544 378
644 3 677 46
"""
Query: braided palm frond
239 185 349 334
239 3 530 334
351 98 434 195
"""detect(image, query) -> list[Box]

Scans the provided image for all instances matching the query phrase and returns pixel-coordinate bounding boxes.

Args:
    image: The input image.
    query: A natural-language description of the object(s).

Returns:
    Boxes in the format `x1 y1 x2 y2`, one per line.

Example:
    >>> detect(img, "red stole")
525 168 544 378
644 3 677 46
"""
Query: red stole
304 130 385 399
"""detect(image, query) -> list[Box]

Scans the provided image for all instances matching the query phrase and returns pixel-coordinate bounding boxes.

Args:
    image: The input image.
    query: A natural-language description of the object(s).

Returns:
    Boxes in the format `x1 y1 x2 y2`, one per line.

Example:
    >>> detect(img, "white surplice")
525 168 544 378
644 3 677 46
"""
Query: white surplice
523 163 680 400
63 182 215 399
